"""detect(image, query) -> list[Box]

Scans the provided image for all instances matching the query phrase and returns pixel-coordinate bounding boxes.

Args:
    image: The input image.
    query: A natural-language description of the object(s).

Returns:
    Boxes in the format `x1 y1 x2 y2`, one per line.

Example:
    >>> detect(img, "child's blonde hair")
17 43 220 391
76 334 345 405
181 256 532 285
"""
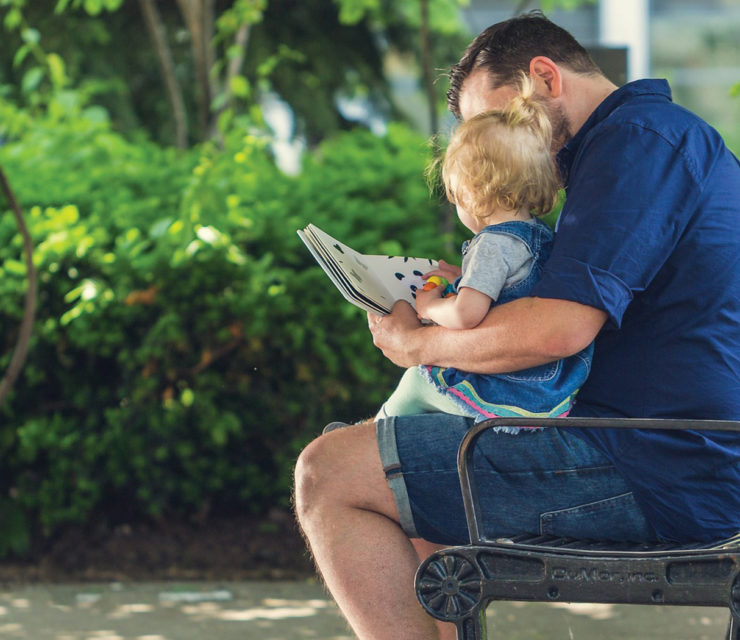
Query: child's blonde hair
441 74 561 219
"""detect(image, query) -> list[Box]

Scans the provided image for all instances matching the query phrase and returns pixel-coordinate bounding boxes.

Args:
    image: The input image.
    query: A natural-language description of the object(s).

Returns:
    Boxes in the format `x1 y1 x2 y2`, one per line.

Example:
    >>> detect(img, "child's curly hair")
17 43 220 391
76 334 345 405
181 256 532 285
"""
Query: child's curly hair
441 74 561 220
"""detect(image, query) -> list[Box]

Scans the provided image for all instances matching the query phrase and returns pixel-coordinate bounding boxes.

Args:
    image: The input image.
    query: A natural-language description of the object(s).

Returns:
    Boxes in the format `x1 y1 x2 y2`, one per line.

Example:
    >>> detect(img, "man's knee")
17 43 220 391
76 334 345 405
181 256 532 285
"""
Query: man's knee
294 434 334 524
294 421 392 527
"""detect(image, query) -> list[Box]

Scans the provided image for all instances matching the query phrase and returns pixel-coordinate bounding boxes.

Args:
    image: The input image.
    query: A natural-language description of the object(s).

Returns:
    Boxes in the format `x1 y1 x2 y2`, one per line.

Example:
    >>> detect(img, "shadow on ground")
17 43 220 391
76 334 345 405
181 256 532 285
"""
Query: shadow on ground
0 580 732 640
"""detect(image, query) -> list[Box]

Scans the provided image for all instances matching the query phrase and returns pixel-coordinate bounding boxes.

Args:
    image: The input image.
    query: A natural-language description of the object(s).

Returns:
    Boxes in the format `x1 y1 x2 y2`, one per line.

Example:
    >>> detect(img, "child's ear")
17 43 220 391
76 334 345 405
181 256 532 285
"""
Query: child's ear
529 57 563 98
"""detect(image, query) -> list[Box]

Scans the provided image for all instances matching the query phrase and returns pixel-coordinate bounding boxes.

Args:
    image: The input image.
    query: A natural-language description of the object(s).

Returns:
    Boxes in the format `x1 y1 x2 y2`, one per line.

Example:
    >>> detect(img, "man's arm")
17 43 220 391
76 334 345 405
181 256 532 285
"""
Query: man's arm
368 295 607 372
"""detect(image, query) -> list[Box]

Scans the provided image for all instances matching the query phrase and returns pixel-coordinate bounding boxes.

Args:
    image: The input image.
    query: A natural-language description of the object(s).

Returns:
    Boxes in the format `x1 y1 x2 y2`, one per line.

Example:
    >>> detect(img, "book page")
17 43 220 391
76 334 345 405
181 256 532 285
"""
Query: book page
352 253 438 309
297 228 388 314
298 224 439 314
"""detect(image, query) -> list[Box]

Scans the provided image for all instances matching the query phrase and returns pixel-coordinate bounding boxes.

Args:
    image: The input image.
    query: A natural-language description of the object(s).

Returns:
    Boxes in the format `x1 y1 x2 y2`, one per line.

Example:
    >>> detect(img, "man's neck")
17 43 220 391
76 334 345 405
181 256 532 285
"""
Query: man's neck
562 72 619 138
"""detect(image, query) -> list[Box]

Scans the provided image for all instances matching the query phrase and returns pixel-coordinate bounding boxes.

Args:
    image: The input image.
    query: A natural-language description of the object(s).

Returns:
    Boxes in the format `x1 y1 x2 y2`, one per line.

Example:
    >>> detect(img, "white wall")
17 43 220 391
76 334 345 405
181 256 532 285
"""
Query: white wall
599 0 651 80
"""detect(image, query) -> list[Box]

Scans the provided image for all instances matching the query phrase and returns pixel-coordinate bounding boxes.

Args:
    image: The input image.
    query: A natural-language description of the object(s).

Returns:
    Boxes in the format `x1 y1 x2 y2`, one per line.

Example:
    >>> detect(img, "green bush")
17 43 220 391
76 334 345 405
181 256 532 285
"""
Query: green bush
0 99 455 554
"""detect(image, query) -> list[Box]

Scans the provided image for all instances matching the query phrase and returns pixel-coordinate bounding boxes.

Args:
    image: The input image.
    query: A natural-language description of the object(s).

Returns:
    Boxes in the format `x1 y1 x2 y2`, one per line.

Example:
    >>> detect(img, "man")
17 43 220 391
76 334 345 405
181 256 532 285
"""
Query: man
294 12 740 640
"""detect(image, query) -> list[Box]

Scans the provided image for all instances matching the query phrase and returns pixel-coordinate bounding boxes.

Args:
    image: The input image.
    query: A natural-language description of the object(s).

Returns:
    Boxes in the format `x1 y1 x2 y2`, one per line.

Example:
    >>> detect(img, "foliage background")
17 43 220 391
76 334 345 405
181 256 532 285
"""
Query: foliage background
0 0 473 557
0 0 737 558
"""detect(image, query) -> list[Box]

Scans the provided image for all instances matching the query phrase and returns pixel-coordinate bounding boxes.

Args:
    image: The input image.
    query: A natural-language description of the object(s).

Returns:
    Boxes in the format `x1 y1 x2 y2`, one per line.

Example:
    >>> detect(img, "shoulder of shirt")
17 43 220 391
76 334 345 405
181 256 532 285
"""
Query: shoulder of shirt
581 101 724 186
592 95 719 150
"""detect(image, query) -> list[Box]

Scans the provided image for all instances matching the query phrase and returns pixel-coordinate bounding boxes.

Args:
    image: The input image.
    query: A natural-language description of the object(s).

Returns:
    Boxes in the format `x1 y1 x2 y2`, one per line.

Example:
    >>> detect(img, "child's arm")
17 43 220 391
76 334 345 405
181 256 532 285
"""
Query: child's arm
415 285 492 330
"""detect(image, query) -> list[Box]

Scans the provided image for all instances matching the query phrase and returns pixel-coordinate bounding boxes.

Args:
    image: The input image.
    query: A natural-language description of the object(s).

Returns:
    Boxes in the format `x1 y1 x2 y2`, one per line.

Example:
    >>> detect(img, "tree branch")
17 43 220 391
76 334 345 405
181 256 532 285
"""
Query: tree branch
204 0 218 101
138 0 189 148
0 164 37 408
419 0 438 136
176 0 212 138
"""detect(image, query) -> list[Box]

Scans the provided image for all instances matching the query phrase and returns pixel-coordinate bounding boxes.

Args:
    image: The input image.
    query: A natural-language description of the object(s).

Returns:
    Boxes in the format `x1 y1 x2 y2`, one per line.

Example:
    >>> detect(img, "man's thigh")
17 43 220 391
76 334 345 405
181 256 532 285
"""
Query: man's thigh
377 413 657 545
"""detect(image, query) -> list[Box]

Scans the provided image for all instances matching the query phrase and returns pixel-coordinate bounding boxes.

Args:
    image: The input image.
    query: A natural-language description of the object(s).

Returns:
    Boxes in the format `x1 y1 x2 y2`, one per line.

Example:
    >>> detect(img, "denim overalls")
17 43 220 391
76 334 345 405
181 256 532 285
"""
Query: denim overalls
422 218 594 423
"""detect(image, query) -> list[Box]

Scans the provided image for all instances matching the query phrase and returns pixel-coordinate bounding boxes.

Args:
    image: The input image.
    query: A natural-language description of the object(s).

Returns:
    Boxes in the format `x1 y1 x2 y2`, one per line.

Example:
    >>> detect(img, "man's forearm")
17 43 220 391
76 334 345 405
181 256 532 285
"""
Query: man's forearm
370 296 606 373
412 298 553 373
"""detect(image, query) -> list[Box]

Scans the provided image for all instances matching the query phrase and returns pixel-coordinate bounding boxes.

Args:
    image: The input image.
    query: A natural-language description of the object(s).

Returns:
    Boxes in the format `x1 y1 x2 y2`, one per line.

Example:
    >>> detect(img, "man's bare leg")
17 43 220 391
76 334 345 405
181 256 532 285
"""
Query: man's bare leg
294 420 441 640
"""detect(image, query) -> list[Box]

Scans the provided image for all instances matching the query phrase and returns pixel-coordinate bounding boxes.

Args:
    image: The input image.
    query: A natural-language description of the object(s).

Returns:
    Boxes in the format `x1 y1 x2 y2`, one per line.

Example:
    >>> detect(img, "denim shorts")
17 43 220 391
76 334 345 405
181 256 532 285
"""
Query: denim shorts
377 413 658 545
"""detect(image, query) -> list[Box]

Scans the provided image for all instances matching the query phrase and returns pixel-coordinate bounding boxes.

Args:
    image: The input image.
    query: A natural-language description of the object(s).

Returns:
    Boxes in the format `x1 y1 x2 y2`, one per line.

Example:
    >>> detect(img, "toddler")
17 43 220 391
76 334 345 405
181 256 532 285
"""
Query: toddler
378 76 593 425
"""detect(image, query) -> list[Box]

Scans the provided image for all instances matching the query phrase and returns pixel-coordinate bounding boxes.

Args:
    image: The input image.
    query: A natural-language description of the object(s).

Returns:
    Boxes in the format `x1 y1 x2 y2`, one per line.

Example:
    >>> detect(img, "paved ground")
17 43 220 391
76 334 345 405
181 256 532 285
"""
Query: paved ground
0 579 731 639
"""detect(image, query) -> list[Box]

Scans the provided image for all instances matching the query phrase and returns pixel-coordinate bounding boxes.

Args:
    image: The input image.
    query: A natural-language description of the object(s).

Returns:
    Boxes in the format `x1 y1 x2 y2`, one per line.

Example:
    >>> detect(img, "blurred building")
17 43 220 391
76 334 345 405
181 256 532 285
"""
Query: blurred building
651 0 740 146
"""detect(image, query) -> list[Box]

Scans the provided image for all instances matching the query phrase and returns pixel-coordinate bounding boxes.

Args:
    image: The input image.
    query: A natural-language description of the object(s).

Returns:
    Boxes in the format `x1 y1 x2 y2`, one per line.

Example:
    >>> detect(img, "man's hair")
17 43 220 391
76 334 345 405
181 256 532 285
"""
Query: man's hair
447 11 602 119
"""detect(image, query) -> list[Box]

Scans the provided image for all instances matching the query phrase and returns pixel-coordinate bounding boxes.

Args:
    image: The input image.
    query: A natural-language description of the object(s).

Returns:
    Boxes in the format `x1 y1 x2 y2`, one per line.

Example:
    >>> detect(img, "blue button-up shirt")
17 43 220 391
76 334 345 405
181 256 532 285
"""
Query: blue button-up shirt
532 79 740 541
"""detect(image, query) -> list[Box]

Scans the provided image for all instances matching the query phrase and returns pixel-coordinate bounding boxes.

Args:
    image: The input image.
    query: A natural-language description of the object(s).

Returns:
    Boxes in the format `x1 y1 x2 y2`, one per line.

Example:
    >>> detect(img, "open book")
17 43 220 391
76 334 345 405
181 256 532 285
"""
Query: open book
297 223 438 315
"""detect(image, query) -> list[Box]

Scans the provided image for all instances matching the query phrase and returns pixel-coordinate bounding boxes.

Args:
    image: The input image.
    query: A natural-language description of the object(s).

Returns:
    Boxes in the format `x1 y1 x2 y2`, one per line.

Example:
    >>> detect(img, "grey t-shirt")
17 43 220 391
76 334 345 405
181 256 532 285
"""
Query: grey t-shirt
457 223 535 301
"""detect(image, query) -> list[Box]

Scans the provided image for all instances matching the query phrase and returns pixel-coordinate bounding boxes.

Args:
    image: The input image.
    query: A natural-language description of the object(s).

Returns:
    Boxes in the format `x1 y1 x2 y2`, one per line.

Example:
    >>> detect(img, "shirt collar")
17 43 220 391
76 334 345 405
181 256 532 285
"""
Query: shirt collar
556 79 673 180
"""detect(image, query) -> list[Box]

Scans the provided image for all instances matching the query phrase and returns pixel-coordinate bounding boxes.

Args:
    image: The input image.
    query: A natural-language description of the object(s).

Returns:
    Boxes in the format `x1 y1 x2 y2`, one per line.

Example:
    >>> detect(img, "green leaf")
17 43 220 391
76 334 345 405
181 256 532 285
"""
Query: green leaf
334 0 380 24
229 75 250 98
150 217 173 239
46 53 67 88
21 28 40 45
21 66 44 94
82 105 109 123
4 8 22 29
12 44 29 68
64 279 99 303
3 259 26 275
83 0 102 15
180 388 195 407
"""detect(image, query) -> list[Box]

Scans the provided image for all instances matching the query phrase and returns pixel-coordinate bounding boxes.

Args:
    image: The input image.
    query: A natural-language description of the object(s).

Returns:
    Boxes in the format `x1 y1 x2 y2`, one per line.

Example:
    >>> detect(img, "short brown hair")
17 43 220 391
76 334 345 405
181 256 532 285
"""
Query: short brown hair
447 11 602 119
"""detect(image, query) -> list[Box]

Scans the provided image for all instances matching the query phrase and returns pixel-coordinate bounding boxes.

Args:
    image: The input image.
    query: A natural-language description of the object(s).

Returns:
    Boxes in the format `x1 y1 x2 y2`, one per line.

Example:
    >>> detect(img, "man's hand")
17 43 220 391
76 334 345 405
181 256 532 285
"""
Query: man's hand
367 301 425 368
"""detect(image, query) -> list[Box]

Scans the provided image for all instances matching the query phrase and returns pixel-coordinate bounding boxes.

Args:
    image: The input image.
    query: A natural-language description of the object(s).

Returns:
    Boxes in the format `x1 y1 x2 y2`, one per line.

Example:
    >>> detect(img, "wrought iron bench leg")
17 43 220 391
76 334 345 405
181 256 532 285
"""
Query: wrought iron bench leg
416 552 488 640
451 609 487 640
727 615 738 640
729 580 740 640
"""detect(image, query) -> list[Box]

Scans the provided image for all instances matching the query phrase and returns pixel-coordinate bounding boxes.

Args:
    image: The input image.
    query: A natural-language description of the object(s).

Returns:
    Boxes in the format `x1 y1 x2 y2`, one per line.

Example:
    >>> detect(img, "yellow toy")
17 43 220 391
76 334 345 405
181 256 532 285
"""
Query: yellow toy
423 276 455 297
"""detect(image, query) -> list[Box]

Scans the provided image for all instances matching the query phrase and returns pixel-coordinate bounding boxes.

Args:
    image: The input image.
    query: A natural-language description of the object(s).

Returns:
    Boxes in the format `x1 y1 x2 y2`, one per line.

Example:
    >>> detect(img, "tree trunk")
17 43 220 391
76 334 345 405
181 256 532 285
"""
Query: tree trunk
138 0 189 148
419 0 438 136
176 0 214 139
203 0 218 103
419 0 454 244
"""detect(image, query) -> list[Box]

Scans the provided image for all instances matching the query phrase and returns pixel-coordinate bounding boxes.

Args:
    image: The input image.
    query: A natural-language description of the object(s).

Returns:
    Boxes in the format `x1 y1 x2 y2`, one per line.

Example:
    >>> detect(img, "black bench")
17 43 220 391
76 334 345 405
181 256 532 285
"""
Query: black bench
414 417 740 640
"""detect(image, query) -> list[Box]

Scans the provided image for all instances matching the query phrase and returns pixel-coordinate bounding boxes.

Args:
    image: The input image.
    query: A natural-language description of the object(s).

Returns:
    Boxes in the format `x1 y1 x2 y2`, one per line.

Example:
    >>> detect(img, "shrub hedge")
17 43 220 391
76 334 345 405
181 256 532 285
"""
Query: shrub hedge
0 98 458 555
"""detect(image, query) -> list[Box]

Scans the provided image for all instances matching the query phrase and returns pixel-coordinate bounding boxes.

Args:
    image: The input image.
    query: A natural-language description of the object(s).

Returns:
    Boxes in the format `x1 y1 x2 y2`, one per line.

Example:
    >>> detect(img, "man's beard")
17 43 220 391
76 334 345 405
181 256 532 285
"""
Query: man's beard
547 102 573 153
532 94 573 153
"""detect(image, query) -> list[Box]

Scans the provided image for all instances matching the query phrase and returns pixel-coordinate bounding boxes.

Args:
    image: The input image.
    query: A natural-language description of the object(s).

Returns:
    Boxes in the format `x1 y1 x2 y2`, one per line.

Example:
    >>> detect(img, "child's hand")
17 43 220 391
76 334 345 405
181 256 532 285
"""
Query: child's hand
415 285 444 321
424 259 462 283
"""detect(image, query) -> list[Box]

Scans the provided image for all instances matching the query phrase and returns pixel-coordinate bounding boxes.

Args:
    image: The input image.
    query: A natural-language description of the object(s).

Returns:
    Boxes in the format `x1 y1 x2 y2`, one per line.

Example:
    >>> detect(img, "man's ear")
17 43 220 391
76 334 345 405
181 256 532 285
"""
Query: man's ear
529 56 563 98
